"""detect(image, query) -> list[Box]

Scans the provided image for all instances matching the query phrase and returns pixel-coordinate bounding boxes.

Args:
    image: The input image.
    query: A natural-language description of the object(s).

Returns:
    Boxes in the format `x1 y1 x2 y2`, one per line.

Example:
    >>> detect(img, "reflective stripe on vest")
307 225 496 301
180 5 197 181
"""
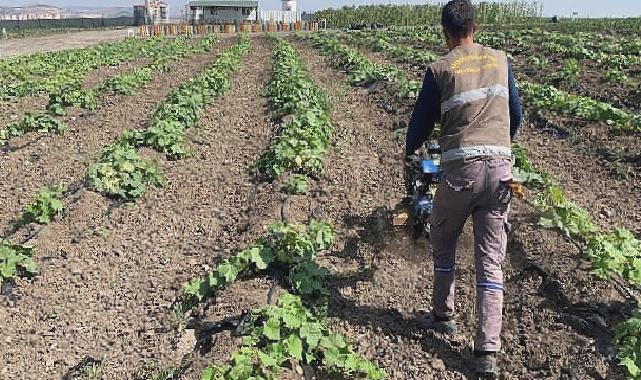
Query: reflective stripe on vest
440 84 509 114
441 145 512 162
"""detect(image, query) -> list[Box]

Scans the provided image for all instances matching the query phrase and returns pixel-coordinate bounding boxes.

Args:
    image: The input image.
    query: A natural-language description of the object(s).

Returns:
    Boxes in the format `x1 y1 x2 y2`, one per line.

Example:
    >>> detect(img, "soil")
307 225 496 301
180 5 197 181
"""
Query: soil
0 29 130 58
0 33 636 380
0 40 236 237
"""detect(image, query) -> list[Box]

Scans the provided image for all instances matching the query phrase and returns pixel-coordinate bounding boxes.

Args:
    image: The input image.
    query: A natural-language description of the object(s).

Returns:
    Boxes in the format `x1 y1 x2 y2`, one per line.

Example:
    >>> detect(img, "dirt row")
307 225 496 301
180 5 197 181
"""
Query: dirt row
0 38 235 237
0 56 151 131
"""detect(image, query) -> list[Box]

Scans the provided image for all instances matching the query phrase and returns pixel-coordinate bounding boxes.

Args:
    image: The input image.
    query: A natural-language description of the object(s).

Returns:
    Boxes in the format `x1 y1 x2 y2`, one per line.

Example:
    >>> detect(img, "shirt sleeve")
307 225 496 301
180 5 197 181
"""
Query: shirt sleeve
508 60 523 139
405 68 441 156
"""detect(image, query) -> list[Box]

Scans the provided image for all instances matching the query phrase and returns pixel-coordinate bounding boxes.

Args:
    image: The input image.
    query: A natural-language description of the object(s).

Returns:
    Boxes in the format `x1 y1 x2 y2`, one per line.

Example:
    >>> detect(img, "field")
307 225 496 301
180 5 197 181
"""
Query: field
1 16 640 380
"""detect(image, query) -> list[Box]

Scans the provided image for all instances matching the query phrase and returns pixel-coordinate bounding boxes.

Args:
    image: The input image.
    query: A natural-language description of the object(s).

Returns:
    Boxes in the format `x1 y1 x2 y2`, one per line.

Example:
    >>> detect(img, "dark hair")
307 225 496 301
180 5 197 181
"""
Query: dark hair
441 0 476 39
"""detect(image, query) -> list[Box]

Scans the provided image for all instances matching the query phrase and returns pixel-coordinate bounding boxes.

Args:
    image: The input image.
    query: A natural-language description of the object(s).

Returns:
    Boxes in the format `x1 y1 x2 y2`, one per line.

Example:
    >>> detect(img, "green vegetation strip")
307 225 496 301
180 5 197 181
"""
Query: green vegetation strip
0 36 218 146
0 185 64 283
520 82 641 132
256 37 332 186
0 37 162 100
341 31 438 67
513 144 641 377
298 32 420 99
179 221 386 379
89 35 250 200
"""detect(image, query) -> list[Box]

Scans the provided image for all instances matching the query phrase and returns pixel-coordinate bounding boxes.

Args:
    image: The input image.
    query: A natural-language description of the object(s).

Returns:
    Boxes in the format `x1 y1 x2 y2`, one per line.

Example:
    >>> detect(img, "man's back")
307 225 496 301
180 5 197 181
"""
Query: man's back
430 43 511 152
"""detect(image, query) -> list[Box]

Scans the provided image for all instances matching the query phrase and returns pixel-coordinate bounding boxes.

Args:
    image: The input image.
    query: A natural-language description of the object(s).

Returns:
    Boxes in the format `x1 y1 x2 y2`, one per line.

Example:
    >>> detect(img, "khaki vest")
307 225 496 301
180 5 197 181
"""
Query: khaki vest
431 44 511 153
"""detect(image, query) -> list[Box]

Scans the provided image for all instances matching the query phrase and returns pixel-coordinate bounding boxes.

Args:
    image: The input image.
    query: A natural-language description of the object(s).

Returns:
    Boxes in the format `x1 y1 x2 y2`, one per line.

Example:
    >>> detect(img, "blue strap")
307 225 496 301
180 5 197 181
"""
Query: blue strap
435 266 455 273
477 281 504 291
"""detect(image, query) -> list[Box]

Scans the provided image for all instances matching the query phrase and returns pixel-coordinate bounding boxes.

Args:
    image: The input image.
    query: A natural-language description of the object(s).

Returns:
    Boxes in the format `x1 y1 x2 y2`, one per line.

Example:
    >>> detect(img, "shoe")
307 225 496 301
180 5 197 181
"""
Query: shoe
474 351 498 378
419 313 457 335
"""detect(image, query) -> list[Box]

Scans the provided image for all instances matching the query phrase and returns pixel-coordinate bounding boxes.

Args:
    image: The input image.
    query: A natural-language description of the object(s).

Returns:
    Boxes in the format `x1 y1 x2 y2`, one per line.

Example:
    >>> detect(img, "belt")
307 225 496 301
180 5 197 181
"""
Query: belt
441 145 511 162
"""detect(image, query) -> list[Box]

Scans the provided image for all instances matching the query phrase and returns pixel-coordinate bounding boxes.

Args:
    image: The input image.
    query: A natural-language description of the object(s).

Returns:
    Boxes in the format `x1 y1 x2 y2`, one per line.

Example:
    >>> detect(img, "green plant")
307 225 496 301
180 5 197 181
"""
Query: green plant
0 241 37 282
182 220 334 309
102 67 153 96
285 174 310 195
586 229 641 284
511 144 547 187
88 143 165 200
257 39 334 181
203 293 386 380
615 311 641 379
83 362 103 379
535 185 599 239
22 185 65 225
46 85 97 115
601 68 628 84
1 113 67 145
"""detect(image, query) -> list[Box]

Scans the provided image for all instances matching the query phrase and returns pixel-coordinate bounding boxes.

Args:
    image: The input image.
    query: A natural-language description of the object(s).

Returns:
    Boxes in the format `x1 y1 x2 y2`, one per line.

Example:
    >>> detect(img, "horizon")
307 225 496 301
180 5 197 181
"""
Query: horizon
1 0 640 18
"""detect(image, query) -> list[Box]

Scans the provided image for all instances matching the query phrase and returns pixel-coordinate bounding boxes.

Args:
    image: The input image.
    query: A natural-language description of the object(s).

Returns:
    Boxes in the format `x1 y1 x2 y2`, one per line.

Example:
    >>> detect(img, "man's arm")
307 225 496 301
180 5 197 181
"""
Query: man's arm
508 61 523 139
405 68 441 156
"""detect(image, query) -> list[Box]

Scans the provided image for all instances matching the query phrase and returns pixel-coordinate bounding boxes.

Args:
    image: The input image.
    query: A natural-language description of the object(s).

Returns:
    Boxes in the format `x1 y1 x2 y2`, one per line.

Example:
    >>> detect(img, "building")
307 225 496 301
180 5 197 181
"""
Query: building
187 0 302 23
188 0 259 23
0 5 64 21
134 0 169 25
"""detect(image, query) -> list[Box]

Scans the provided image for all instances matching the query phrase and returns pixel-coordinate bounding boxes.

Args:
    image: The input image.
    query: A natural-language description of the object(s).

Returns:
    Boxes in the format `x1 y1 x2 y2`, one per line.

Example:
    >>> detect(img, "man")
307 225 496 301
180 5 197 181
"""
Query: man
405 0 522 377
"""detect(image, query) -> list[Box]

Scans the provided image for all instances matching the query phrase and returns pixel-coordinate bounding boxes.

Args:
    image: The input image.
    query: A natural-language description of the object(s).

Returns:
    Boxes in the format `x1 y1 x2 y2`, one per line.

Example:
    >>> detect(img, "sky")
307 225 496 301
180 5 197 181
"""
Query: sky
2 0 641 18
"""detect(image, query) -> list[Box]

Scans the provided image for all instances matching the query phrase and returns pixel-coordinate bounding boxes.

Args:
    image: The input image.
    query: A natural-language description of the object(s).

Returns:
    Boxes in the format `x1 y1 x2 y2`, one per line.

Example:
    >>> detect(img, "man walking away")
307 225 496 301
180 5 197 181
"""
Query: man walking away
405 0 522 377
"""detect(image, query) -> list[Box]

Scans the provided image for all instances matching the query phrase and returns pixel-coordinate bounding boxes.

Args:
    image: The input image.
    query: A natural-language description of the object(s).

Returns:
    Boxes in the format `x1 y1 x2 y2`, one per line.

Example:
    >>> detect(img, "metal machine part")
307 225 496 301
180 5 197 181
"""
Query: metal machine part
396 142 443 238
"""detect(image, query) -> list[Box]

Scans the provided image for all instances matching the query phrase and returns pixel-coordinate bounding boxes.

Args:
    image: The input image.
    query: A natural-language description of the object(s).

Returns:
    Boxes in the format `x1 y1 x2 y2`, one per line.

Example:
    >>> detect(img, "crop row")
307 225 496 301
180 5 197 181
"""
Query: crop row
513 145 641 378
382 26 641 71
256 37 333 190
166 39 386 380
0 36 218 147
520 82 641 132
0 37 162 100
181 221 385 379
341 31 438 67
339 29 641 134
90 35 249 200
299 32 420 100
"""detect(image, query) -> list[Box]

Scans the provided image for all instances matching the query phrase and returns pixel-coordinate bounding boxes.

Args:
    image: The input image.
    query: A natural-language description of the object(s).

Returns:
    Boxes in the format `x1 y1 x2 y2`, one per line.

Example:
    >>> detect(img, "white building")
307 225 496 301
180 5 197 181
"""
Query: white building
187 0 301 23
188 0 259 23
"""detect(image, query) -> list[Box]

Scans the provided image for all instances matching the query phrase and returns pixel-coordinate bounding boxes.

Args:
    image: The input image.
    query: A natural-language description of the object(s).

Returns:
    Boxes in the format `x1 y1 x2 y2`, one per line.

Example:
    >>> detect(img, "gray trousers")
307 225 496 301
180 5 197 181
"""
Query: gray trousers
429 157 512 352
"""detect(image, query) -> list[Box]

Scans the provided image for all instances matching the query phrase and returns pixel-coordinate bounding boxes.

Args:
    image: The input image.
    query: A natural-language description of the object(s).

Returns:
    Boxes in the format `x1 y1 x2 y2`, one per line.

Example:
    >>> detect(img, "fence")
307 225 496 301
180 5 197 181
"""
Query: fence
0 17 134 30
136 21 319 36
257 10 301 23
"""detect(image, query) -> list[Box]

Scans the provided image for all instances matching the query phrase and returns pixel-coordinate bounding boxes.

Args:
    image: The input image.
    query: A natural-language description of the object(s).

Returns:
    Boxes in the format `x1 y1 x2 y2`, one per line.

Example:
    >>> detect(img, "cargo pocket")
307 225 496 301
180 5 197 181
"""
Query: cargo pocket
497 175 514 205
500 220 512 262
434 176 475 212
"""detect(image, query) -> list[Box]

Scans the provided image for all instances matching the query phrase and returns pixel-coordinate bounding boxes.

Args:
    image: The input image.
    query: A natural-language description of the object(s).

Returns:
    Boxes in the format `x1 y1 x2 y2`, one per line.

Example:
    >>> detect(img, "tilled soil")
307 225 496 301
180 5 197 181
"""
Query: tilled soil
0 40 233 236
517 118 641 234
0 36 276 379
0 57 152 137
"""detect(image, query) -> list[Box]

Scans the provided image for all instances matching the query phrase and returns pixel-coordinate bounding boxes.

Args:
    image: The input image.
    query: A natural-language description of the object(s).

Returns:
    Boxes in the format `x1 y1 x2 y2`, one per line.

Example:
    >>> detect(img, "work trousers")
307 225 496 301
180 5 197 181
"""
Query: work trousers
429 156 512 352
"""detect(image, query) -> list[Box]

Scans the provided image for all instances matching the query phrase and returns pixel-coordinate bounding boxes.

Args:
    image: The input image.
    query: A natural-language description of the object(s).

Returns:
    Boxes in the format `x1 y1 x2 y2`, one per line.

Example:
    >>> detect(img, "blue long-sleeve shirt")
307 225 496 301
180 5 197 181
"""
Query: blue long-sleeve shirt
405 61 522 155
